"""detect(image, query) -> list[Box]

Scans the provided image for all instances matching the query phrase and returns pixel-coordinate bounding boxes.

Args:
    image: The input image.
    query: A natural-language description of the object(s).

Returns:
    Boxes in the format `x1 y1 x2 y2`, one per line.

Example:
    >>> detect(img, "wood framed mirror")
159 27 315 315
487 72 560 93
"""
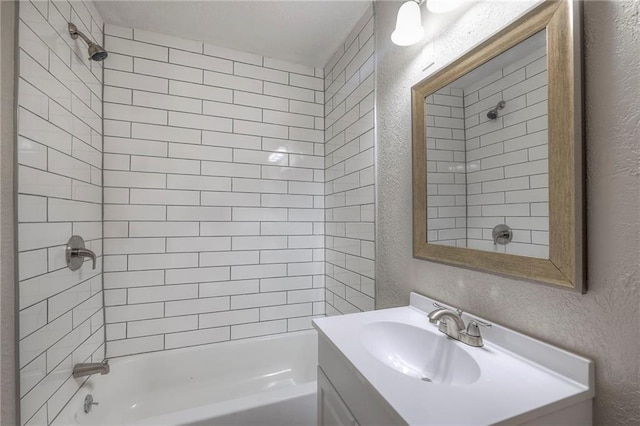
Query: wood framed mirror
412 0 585 292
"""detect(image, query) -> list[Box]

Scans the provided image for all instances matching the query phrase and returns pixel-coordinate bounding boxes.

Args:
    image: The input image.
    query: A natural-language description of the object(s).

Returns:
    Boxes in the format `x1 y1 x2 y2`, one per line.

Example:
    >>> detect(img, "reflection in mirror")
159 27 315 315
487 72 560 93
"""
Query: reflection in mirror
426 30 549 259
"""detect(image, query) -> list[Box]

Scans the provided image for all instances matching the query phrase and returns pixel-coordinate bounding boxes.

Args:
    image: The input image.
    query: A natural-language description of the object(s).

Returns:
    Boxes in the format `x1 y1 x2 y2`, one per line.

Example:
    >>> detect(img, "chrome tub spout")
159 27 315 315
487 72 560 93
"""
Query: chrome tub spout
73 360 110 378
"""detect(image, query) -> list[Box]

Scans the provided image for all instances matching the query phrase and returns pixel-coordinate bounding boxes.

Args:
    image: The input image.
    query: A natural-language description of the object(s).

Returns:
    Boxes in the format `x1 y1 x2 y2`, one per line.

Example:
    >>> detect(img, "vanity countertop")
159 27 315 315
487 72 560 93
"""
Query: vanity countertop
313 292 594 425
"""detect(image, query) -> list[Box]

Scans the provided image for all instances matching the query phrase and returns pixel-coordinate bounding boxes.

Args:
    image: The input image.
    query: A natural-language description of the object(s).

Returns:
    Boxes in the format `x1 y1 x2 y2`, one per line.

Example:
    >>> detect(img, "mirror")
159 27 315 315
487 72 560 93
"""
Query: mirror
412 0 585 292
425 30 549 259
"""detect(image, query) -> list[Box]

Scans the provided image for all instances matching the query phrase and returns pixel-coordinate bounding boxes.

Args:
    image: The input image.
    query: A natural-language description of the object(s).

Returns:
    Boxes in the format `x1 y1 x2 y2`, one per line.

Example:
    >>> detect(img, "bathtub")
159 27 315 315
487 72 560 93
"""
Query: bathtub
54 330 318 426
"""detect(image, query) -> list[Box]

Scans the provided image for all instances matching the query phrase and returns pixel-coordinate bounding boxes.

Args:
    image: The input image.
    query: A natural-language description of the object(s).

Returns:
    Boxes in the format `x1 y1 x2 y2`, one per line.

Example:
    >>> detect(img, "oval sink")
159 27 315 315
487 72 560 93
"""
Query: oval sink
359 322 481 386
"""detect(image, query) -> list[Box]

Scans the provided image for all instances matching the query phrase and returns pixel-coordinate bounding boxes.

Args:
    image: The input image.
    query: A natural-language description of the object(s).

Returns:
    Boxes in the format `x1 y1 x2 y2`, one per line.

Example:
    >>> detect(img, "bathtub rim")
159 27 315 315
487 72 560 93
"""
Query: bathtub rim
107 328 317 364
53 329 318 426
137 381 317 426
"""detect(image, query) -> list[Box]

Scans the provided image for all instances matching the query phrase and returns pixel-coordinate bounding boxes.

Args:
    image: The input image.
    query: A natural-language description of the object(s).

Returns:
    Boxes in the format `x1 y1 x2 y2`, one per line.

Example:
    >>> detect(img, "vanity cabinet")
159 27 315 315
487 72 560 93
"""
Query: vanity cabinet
317 368 358 426
317 334 406 426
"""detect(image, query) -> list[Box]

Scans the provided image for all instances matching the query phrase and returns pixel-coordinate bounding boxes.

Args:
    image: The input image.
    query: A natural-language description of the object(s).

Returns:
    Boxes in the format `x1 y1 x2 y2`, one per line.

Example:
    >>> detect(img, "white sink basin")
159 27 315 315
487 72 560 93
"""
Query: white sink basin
313 293 595 425
359 321 480 385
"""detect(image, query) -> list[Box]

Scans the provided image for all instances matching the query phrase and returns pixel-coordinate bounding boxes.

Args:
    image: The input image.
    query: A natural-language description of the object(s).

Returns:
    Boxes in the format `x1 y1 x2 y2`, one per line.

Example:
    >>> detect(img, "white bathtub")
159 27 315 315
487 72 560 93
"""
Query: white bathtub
54 330 318 426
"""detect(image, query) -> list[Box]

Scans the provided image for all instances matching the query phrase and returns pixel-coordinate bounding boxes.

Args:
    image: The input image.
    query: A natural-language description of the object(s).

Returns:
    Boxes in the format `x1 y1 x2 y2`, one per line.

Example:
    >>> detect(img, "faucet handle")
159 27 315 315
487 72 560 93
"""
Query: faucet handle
75 248 97 269
471 318 492 327
466 319 491 337
466 321 482 337
66 235 97 271
463 320 491 347
432 302 463 316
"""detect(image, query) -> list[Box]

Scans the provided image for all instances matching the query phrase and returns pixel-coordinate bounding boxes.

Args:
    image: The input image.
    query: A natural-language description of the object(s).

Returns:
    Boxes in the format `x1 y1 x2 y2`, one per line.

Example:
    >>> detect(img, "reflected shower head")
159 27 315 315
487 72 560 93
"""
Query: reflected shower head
68 23 109 61
487 100 506 120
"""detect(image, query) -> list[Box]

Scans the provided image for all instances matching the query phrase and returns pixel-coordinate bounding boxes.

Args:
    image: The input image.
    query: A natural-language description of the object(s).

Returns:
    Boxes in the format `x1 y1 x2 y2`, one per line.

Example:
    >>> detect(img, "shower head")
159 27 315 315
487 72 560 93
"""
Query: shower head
68 23 108 62
487 100 506 120
87 43 108 62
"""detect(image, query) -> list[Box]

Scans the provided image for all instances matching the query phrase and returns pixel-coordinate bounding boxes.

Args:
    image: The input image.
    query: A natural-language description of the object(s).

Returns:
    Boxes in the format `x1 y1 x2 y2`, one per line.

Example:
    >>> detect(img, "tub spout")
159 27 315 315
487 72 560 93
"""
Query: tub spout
73 360 109 378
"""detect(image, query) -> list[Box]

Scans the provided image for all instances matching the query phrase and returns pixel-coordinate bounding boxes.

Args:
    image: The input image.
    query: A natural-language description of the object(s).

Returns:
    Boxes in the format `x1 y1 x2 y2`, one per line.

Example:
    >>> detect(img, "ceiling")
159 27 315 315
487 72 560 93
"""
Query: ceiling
94 1 372 68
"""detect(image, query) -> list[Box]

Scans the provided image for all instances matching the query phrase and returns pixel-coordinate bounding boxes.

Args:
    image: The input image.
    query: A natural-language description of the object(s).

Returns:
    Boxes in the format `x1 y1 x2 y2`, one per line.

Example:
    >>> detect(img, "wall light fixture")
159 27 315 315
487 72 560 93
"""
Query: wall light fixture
391 1 424 46
391 0 465 47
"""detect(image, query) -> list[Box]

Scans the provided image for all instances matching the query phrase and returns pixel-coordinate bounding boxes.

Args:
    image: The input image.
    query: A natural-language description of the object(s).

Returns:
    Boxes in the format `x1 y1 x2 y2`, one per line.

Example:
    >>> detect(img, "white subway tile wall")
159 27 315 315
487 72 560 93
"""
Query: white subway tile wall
464 44 549 258
324 6 375 315
17 1 105 424
425 88 467 246
102 25 327 356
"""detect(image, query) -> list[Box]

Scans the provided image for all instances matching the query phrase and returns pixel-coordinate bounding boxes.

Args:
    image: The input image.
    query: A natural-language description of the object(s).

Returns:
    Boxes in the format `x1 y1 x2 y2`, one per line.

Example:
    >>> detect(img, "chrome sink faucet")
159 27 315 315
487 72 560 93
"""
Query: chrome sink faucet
427 303 491 347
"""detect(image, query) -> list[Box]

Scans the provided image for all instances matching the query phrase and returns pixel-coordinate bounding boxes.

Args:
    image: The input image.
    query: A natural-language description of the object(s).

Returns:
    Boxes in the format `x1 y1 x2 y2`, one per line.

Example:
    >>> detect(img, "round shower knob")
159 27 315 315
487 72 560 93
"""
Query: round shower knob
492 224 513 245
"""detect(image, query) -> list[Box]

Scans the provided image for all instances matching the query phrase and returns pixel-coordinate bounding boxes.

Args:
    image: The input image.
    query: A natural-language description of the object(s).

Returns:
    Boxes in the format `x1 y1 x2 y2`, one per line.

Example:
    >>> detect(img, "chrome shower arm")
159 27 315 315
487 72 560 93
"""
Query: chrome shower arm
68 22 93 46
68 22 108 61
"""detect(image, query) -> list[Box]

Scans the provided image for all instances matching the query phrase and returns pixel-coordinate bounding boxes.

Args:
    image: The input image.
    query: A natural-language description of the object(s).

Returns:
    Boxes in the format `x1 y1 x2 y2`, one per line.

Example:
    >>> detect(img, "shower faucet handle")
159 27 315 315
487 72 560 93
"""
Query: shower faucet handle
66 235 97 271
71 248 97 269
492 224 513 245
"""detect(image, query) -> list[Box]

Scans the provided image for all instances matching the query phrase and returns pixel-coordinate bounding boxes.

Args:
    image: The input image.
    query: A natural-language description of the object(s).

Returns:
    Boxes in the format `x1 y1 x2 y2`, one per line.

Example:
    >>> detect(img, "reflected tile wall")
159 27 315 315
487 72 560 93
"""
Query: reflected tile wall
464 45 549 258
425 88 467 246
102 25 326 357
16 1 105 424
324 6 376 315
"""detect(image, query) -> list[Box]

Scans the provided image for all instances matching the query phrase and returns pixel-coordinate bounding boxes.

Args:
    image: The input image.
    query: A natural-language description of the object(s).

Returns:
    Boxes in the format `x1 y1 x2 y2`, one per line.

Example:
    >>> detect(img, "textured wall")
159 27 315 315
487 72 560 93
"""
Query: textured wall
16 0 105 424
375 1 639 425
324 5 376 315
102 25 326 357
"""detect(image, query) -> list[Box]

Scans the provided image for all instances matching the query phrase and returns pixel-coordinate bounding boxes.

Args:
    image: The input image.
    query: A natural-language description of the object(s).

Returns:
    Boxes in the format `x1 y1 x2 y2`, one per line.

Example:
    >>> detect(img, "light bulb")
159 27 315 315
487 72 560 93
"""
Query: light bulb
391 1 424 47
